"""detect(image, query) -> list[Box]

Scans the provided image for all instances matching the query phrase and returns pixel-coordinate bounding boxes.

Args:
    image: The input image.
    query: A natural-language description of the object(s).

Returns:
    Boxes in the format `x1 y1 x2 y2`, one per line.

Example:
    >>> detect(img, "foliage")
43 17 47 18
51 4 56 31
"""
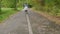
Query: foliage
0 0 60 16
31 0 60 16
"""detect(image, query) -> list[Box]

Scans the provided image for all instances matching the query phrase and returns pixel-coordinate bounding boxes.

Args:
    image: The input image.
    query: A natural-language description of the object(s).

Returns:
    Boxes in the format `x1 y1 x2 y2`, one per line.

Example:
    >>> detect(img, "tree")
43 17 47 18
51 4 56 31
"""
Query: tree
0 0 1 14
14 0 18 10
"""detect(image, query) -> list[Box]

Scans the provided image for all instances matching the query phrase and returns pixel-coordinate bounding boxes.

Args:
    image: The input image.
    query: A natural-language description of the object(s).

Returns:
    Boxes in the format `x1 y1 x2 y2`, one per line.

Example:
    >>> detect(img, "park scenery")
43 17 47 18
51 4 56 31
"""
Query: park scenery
0 0 60 34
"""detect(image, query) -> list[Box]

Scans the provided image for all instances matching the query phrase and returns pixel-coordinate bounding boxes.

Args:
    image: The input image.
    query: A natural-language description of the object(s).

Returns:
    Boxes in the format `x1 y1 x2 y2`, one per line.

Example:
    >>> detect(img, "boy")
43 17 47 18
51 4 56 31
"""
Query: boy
23 3 29 12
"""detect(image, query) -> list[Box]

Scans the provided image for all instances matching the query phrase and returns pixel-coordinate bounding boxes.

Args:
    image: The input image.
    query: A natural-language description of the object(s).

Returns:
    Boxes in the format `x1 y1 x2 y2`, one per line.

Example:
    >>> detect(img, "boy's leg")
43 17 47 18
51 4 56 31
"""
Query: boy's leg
25 10 28 14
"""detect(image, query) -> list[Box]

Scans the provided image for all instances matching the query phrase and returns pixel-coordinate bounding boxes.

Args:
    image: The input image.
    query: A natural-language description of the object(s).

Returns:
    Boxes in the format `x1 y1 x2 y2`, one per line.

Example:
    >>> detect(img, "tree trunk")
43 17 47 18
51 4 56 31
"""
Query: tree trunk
0 0 1 14
14 0 17 10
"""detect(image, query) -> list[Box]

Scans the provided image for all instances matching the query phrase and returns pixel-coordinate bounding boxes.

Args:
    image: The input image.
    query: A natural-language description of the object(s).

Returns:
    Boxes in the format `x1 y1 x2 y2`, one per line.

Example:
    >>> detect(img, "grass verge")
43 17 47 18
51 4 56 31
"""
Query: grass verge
31 8 60 25
0 8 18 23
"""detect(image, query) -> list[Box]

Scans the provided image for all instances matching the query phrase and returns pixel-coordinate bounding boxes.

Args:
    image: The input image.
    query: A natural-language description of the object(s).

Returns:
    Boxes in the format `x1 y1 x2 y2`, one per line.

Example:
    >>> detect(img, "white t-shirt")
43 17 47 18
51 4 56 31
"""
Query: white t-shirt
23 6 28 10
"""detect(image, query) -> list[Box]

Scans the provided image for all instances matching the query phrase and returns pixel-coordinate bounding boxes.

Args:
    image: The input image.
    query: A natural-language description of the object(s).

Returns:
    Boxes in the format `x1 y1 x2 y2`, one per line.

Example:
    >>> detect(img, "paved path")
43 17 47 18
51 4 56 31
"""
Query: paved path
0 10 60 34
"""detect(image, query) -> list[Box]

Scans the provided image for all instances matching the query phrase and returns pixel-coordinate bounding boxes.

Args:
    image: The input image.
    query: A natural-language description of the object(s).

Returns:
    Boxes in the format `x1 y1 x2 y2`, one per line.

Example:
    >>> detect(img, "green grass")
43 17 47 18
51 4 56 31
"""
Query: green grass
0 8 18 23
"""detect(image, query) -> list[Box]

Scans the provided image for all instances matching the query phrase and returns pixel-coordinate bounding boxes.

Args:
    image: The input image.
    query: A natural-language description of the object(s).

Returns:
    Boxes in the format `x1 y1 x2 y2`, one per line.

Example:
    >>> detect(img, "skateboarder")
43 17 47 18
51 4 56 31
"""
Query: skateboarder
23 3 28 12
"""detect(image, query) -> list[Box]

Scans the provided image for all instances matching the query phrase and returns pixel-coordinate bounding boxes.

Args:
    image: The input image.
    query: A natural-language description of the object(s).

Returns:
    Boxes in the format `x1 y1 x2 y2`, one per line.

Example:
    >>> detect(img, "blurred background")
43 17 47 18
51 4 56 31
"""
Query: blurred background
0 0 60 22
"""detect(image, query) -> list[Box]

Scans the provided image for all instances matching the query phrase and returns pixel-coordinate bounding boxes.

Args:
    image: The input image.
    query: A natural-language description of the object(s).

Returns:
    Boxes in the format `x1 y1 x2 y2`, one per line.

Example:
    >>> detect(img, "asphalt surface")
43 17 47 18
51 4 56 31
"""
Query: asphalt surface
0 10 60 34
